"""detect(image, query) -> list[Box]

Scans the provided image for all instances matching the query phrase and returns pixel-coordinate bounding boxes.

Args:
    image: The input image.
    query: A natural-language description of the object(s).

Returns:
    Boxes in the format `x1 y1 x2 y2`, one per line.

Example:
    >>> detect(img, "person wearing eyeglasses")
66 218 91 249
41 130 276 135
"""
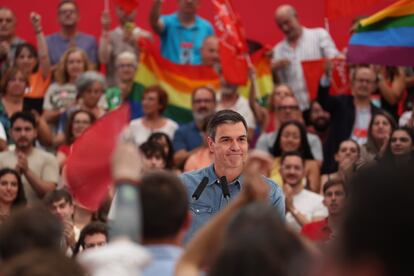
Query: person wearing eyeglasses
256 95 323 164
317 64 382 174
173 86 217 169
46 0 98 67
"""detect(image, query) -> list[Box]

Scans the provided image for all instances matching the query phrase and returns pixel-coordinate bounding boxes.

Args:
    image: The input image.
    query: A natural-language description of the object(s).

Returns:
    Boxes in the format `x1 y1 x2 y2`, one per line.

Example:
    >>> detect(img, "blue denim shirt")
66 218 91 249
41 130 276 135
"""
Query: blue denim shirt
180 164 285 243
142 245 183 276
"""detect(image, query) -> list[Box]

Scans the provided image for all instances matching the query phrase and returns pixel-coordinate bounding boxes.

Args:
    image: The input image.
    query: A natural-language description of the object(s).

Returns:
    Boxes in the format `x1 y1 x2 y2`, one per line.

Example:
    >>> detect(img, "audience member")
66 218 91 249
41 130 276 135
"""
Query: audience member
173 86 216 167
256 96 323 162
105 51 139 111
306 101 331 143
180 110 284 241
0 7 24 74
129 85 178 145
0 204 63 261
42 48 91 131
279 152 327 232
301 179 346 243
56 110 96 168
359 111 396 164
46 0 98 66
265 84 294 133
272 4 338 110
269 121 321 192
318 65 381 173
0 168 26 224
200 35 219 67
380 127 414 166
140 171 190 276
147 132 175 170
73 221 108 256
44 189 78 252
99 4 152 86
15 13 51 114
150 0 214 64
321 139 359 191
140 141 168 170
0 112 58 203
372 65 406 120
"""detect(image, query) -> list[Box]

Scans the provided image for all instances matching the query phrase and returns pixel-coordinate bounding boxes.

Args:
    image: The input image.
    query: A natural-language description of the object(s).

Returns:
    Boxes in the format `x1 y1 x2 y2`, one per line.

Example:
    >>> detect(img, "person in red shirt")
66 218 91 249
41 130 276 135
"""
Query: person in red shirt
300 179 346 242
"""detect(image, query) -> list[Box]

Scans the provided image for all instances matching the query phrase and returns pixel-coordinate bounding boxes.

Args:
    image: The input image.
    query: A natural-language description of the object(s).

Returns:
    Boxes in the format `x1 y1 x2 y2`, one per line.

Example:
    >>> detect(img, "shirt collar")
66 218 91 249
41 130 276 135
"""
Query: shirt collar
206 164 243 187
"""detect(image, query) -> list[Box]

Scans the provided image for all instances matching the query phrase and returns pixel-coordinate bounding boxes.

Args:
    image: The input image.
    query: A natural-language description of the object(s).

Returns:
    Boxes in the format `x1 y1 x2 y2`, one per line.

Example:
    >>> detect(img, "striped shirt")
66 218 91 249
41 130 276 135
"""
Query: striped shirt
273 27 338 110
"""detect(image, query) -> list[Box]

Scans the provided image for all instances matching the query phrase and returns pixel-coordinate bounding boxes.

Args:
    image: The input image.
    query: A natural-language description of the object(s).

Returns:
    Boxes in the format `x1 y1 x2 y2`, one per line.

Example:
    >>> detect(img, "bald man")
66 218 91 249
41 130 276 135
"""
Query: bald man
200 35 219 67
272 5 338 110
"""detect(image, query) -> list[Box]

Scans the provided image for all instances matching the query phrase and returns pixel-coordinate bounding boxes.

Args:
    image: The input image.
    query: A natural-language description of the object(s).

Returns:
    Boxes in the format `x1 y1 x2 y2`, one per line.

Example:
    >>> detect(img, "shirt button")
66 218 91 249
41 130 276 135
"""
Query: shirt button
196 209 200 213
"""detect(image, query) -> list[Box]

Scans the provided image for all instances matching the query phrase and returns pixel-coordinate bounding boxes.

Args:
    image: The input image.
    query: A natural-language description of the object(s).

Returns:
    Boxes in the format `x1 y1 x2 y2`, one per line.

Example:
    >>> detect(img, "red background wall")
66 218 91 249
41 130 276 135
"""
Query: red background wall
2 0 392 50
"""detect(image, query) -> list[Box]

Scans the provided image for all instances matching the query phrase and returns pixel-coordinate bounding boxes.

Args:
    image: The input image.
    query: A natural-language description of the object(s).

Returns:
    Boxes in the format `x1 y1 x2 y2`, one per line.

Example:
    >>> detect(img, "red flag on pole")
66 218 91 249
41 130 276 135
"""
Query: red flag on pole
66 104 131 211
212 0 249 85
302 58 350 100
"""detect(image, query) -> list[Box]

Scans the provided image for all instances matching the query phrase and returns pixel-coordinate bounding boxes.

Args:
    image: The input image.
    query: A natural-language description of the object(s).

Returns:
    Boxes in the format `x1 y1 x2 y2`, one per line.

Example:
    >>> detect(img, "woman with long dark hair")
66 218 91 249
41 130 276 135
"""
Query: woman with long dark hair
0 168 26 224
269 121 320 192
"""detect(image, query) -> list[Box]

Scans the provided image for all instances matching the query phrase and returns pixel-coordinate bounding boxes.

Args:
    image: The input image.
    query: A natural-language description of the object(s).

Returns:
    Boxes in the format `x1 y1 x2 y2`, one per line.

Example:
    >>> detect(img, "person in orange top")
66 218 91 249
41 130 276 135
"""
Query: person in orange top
14 12 51 114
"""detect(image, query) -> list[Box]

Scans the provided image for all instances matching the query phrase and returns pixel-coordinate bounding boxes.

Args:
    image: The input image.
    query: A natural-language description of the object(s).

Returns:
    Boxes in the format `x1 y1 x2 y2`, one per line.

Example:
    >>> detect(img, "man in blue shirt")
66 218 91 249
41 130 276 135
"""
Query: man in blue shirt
173 86 217 167
141 171 191 276
150 0 214 64
180 110 285 242
46 1 98 66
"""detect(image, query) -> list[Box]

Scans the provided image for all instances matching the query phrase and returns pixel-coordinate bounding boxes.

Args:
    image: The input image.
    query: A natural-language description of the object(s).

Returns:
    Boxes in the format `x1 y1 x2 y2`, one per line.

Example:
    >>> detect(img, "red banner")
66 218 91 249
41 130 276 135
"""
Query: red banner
302 58 350 100
212 0 248 85
324 0 381 19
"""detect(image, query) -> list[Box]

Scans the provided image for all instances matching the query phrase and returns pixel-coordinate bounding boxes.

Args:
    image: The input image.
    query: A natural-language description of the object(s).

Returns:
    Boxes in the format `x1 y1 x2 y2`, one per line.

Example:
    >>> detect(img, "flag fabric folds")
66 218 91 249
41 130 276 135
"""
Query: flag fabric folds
212 0 249 85
66 104 131 211
347 0 414 66
115 0 139 14
302 58 350 100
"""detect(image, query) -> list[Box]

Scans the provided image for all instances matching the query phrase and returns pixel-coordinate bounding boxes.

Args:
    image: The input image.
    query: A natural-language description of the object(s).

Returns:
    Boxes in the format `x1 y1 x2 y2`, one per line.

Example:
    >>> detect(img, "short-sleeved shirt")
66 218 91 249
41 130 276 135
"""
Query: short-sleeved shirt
104 27 152 86
217 96 257 129
180 164 285 242
43 83 77 111
129 118 178 146
46 32 98 65
172 121 203 152
0 148 59 203
160 13 214 65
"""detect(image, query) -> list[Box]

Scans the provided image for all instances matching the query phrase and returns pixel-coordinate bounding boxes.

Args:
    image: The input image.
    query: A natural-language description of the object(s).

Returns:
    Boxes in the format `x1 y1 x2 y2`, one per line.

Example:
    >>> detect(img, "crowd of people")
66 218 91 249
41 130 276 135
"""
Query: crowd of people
0 0 413 276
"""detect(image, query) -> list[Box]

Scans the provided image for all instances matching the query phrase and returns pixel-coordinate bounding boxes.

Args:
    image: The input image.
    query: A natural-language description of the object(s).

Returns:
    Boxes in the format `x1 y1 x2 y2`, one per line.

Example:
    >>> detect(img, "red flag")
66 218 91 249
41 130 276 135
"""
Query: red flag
66 104 130 211
115 0 139 14
325 0 382 19
302 58 350 100
212 0 248 85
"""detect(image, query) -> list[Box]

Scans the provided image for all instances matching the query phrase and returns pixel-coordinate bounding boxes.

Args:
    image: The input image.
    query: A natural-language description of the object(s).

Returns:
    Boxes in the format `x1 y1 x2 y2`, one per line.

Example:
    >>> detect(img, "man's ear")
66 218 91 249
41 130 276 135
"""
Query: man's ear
207 136 214 152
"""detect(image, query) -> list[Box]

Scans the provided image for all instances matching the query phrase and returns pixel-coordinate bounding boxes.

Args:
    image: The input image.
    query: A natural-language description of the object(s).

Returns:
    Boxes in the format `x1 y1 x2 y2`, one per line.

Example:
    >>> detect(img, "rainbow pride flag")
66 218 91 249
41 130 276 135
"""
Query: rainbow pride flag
134 40 274 123
347 0 414 66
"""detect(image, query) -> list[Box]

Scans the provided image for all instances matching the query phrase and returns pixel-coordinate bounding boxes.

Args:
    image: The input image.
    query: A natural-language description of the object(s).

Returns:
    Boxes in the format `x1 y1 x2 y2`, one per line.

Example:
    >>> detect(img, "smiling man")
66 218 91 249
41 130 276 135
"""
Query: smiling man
180 110 285 242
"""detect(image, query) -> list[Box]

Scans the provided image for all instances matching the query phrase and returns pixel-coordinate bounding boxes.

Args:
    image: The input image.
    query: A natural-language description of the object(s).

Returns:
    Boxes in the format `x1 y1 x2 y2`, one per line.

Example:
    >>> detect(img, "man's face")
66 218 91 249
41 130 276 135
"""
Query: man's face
143 154 166 170
10 119 37 150
115 6 136 25
201 37 219 66
208 122 248 170
58 2 79 28
49 198 74 220
0 9 15 38
275 12 300 41
83 233 107 250
280 155 304 186
310 101 331 132
178 0 199 15
323 184 346 216
192 88 216 122
276 96 301 123
116 57 137 82
351 67 376 100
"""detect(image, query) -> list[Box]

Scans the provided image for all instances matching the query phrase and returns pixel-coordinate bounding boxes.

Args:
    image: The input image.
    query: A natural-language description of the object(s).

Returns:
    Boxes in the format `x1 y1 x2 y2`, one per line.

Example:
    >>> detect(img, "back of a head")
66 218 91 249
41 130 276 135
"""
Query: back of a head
140 171 188 241
338 164 414 276
209 203 308 276
0 249 85 276
0 204 63 261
